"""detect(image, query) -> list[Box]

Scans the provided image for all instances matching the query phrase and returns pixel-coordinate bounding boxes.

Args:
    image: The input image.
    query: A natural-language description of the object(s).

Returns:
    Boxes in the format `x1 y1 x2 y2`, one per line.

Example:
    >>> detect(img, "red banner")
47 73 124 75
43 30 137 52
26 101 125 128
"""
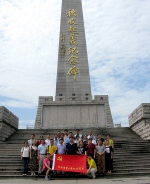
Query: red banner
52 154 87 173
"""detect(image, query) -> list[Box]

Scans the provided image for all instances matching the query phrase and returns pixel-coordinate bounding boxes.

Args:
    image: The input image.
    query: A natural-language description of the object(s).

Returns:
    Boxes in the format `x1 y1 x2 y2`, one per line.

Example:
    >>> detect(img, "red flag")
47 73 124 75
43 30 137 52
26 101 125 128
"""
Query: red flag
52 154 87 173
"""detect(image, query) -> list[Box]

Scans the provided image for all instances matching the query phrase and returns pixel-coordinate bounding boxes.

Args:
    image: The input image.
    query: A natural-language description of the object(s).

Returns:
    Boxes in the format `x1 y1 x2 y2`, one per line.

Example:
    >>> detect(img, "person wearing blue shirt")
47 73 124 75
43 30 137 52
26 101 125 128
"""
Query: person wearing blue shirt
38 139 47 174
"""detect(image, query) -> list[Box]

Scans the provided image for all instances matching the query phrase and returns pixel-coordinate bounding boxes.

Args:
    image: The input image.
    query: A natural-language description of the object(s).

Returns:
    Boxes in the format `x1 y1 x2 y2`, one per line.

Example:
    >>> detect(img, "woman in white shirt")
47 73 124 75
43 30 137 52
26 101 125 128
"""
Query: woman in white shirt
21 141 30 176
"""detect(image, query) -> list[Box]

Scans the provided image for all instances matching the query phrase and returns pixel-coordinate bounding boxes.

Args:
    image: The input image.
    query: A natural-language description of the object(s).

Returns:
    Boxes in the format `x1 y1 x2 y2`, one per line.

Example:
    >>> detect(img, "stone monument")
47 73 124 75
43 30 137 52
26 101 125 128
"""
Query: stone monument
34 0 113 129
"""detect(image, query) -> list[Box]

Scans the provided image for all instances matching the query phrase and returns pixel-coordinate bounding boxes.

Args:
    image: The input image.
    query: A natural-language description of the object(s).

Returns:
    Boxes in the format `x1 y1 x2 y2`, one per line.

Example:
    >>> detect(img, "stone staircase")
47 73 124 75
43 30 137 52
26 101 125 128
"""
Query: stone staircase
0 127 150 178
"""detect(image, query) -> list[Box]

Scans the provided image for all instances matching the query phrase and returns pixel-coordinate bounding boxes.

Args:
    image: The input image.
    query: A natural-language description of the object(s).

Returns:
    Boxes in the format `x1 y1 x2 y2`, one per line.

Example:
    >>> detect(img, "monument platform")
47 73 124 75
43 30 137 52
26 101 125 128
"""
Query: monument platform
35 95 113 129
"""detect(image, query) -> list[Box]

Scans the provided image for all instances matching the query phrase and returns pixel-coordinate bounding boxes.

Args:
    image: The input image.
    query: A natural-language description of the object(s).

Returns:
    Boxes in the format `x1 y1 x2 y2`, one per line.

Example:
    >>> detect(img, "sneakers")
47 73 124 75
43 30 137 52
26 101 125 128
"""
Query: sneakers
45 176 50 181
93 175 96 179
31 172 33 176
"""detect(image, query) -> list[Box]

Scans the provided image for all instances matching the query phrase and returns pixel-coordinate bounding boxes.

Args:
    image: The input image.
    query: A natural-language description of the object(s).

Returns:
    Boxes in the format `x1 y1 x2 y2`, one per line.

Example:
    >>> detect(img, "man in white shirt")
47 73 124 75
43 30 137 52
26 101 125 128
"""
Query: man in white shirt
28 134 37 146
87 131 96 141
74 129 82 140
45 134 51 146
64 129 69 142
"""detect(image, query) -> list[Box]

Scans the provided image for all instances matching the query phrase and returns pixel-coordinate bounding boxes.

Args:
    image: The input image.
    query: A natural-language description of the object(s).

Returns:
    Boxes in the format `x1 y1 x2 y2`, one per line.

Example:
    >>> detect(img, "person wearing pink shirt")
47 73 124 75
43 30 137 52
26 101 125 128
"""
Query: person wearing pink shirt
42 153 52 180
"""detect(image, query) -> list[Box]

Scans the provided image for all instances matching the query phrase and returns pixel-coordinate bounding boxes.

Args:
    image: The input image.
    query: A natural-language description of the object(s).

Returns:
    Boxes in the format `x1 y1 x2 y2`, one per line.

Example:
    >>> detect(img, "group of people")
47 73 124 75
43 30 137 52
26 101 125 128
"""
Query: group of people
21 129 114 180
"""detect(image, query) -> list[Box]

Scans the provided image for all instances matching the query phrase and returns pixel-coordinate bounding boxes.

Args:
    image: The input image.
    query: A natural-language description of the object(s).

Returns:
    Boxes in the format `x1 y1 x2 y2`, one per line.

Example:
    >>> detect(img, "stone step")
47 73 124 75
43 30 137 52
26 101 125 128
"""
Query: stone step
0 127 149 177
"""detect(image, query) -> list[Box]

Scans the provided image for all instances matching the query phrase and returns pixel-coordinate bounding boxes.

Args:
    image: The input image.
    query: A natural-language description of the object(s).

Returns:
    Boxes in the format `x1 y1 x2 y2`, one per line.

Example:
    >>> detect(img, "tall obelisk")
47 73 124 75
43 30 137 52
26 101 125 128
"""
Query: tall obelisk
34 0 114 129
56 0 91 98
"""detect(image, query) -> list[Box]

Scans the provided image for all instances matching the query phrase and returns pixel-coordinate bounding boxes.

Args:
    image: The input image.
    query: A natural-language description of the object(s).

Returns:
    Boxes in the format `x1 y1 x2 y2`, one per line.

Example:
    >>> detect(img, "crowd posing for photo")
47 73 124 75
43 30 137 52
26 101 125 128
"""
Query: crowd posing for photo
21 129 114 180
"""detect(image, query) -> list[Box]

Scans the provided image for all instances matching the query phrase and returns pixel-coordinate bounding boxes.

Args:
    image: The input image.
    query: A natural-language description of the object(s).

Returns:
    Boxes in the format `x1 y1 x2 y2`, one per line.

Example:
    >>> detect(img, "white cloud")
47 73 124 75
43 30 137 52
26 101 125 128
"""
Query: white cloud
0 0 150 128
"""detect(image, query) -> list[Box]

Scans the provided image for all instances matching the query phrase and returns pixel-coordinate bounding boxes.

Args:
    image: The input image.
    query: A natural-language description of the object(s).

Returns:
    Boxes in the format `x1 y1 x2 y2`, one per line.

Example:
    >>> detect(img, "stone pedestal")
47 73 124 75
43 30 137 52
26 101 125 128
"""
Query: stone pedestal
128 103 150 140
35 95 113 129
0 106 19 141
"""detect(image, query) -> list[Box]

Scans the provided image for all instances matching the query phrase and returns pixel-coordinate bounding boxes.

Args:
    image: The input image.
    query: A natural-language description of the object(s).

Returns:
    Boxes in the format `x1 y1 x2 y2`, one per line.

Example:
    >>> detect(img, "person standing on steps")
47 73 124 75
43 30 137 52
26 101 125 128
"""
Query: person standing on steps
86 138 96 159
96 139 106 176
21 141 30 176
97 134 104 144
30 140 38 176
87 131 96 141
104 134 114 172
46 139 57 158
105 140 113 174
37 135 44 147
54 134 59 146
45 133 51 146
57 138 66 154
28 134 37 147
66 136 77 155
37 139 47 174
74 129 82 140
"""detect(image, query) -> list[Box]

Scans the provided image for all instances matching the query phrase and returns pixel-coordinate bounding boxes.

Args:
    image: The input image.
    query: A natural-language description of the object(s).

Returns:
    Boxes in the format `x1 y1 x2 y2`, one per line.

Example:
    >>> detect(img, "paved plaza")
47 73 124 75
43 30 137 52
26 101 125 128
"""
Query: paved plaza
0 177 150 184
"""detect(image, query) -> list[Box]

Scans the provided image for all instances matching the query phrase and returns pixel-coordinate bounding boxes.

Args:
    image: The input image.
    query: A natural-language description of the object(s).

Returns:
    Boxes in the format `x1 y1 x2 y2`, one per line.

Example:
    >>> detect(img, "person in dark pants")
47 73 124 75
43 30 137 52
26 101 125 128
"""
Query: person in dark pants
105 140 113 174
21 141 30 176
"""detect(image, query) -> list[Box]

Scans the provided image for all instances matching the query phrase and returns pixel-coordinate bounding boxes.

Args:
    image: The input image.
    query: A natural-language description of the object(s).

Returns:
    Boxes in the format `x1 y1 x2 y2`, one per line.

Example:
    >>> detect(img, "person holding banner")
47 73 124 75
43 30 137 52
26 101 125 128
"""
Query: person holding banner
42 153 52 180
87 154 97 179
57 138 66 154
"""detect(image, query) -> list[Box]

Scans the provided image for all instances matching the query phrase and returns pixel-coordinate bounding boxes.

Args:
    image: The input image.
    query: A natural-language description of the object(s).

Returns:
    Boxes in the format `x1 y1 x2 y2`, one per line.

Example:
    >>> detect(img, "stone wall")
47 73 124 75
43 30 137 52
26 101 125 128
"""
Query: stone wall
34 95 114 129
128 103 150 140
0 106 19 141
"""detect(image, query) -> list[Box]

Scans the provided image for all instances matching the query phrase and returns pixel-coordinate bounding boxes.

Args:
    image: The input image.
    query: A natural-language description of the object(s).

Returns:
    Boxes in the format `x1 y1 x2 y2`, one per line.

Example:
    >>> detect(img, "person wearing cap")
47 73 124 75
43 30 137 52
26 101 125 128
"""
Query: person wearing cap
87 154 97 179
66 136 77 155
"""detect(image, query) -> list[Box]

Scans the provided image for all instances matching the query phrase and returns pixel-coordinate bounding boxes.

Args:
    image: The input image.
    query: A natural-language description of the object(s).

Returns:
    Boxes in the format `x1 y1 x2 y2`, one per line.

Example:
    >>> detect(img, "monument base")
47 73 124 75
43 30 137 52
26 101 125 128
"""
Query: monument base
34 95 113 129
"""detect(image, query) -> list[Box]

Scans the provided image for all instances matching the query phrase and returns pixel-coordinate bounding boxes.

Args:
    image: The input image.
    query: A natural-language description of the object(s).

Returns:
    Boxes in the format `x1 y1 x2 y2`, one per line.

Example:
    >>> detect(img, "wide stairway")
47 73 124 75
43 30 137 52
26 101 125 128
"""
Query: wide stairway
0 127 150 178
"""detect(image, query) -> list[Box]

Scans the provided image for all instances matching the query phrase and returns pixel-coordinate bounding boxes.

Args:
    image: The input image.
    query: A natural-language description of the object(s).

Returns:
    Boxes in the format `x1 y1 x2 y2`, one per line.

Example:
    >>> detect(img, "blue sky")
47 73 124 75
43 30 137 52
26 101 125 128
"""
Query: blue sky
0 0 150 129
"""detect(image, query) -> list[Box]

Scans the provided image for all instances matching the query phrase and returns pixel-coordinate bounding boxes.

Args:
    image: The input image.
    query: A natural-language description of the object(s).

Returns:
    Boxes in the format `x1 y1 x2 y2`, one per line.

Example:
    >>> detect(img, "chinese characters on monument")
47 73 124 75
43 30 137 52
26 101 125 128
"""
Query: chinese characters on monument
59 9 79 80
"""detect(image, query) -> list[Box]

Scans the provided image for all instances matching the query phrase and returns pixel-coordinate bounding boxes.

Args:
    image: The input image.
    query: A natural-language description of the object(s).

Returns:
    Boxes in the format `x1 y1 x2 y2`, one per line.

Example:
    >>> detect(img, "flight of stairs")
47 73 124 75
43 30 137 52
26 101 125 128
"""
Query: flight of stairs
0 127 150 178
